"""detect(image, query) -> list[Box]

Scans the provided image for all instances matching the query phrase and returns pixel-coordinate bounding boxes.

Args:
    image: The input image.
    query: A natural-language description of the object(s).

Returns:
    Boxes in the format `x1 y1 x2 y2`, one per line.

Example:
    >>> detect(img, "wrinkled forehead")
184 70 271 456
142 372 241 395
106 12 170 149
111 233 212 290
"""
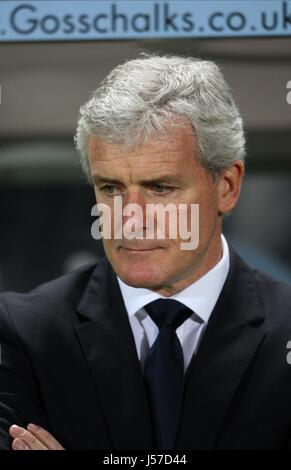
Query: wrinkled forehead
88 119 198 162
87 128 207 189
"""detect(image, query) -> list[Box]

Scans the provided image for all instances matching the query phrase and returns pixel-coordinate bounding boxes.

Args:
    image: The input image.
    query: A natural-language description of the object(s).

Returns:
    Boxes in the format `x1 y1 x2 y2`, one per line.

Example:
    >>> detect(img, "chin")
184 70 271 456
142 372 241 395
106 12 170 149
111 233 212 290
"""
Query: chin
118 272 165 289
114 257 167 289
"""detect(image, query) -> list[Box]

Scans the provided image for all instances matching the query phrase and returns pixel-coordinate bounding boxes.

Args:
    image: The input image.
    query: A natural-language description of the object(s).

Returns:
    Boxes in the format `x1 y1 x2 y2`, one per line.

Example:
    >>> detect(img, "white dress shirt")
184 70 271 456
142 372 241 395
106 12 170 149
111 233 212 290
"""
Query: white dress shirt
117 235 230 371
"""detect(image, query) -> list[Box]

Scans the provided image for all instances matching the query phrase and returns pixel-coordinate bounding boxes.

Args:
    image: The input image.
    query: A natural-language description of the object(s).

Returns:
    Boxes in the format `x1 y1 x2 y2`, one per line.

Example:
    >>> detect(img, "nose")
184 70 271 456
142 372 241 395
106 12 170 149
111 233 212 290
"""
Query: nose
122 189 147 233
123 188 147 207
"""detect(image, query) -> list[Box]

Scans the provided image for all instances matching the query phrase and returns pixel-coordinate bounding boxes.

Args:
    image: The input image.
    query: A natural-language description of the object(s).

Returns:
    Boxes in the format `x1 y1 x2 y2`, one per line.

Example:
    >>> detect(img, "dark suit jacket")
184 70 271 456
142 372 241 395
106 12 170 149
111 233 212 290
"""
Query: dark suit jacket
0 246 291 450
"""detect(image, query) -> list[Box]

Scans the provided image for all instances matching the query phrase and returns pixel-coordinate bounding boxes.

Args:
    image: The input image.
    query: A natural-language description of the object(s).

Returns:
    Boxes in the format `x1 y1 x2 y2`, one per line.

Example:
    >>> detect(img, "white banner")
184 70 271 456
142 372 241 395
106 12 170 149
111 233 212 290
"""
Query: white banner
0 0 290 42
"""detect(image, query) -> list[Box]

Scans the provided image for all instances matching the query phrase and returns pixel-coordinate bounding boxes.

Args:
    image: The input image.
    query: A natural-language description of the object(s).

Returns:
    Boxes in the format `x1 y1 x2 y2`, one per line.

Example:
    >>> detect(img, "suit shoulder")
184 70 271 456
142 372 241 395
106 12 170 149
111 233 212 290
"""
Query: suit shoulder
252 268 291 326
0 262 98 326
253 268 291 301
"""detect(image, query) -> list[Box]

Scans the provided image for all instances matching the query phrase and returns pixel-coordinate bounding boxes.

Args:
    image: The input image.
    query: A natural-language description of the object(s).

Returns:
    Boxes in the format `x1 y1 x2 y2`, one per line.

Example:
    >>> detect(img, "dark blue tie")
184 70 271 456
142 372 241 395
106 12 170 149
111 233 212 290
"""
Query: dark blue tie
143 299 193 450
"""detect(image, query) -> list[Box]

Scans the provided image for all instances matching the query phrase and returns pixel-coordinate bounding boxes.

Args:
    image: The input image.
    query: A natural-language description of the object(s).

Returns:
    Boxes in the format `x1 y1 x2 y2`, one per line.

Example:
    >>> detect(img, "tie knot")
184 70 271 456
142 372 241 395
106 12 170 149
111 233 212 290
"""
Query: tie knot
145 298 193 330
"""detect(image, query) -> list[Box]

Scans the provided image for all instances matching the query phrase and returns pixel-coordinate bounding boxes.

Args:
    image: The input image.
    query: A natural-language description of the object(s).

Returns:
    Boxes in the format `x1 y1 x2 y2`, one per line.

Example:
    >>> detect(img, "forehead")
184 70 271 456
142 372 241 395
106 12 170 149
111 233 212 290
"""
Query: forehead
88 121 199 169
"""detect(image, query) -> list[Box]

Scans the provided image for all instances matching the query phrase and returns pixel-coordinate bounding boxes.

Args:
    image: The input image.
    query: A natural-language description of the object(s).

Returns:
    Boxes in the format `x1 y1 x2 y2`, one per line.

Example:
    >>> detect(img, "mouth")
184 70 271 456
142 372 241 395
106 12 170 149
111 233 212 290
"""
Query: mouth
119 247 163 253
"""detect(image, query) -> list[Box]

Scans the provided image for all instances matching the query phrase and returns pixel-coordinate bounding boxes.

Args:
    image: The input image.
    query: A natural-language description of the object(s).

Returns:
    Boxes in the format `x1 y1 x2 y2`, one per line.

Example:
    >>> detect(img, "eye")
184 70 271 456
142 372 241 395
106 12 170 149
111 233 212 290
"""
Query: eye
100 184 125 195
151 184 172 194
102 185 115 193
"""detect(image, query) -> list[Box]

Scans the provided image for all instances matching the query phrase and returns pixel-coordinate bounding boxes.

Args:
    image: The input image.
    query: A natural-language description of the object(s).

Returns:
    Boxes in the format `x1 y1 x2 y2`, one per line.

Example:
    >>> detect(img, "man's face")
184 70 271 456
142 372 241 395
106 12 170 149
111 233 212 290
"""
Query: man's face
88 122 238 296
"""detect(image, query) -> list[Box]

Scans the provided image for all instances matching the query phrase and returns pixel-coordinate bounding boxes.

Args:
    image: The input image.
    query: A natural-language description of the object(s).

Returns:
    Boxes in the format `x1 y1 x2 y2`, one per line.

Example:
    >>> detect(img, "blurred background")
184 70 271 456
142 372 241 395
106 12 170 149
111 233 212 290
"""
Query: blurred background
0 33 291 291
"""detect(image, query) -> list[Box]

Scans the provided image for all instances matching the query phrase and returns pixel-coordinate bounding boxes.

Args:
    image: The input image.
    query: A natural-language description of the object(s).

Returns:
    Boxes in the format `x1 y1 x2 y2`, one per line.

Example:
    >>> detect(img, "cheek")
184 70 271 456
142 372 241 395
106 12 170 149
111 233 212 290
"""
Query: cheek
177 188 215 228
197 185 219 217
199 200 216 225
101 239 117 261
183 187 218 247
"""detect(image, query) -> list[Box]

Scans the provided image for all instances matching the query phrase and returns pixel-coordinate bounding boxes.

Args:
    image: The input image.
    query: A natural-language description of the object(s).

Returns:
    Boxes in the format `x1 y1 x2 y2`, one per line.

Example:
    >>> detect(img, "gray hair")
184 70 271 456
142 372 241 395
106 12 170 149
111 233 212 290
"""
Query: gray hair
75 54 246 181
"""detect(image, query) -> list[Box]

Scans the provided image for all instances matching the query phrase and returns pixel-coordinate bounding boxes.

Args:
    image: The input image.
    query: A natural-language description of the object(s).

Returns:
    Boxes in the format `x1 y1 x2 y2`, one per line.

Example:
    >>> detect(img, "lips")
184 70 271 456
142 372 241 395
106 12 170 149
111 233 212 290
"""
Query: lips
119 244 163 252
123 248 159 252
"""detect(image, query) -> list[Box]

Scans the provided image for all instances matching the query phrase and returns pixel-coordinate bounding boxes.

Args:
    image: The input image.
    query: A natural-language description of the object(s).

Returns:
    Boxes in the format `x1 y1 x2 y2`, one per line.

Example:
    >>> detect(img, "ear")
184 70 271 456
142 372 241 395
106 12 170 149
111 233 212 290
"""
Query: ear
217 161 245 216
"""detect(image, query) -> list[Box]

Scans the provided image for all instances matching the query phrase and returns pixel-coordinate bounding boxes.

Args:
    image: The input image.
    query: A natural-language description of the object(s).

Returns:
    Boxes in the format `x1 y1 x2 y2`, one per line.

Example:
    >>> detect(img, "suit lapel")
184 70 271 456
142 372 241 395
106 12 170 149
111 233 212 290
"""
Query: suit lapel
176 247 267 450
73 258 154 449
73 247 267 450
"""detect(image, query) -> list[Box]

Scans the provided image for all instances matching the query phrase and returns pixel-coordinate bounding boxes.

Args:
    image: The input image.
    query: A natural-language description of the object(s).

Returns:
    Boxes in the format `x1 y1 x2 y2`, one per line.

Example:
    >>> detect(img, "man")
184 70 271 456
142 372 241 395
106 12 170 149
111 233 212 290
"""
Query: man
1 54 291 450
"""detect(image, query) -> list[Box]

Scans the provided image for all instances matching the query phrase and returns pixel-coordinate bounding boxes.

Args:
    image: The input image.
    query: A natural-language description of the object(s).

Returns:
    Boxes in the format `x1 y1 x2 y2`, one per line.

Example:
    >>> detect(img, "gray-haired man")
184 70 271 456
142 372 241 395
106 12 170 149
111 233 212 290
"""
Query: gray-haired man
1 55 291 450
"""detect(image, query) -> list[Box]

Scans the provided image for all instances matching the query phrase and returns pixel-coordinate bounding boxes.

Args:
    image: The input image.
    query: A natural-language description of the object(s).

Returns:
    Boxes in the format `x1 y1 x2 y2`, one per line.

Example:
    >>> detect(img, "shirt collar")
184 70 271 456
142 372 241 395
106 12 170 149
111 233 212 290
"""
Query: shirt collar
117 234 229 324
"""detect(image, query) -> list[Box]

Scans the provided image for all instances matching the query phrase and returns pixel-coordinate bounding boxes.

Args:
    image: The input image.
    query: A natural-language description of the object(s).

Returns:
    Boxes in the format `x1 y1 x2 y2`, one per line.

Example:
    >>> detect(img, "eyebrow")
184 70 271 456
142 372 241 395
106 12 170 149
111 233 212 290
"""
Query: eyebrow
92 174 180 186
92 175 122 185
